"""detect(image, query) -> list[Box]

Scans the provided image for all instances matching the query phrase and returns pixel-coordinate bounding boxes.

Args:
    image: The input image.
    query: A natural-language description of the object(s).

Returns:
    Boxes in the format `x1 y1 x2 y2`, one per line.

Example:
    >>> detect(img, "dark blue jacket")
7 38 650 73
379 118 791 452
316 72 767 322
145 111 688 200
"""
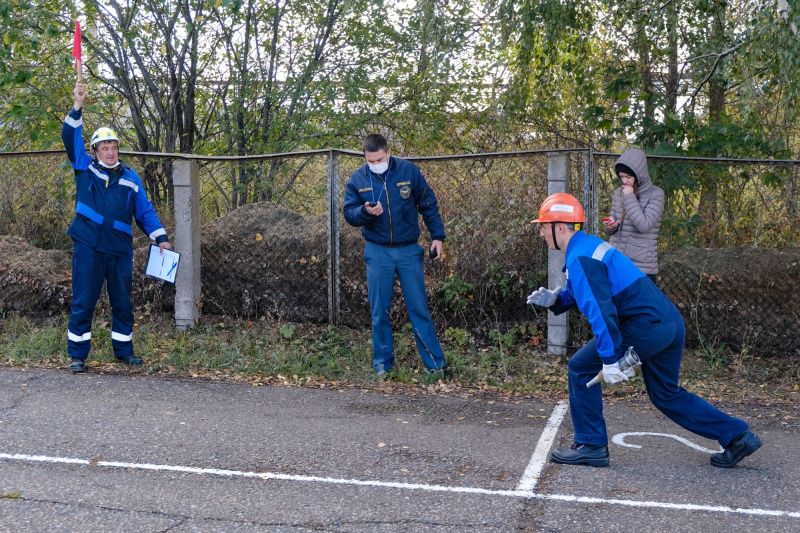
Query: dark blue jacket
343 156 445 246
550 231 677 364
62 108 168 258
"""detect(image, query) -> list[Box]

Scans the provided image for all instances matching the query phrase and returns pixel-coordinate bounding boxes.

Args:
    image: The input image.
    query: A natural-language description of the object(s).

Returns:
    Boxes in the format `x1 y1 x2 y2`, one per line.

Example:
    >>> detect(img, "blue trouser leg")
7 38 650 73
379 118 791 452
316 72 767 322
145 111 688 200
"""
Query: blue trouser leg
106 253 134 358
68 243 105 360
567 337 607 446
365 242 397 372
638 319 748 448
395 244 446 370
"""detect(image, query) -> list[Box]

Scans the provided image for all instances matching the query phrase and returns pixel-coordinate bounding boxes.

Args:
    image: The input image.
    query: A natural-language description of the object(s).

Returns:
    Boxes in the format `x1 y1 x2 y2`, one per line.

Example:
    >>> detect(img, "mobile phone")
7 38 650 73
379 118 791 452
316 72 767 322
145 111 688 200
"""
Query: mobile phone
602 217 613 222
366 202 376 207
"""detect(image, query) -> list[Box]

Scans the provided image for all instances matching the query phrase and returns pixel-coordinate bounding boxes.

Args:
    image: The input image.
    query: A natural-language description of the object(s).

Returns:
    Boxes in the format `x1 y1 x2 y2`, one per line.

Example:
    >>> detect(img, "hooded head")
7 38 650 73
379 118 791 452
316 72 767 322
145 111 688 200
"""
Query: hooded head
614 149 652 191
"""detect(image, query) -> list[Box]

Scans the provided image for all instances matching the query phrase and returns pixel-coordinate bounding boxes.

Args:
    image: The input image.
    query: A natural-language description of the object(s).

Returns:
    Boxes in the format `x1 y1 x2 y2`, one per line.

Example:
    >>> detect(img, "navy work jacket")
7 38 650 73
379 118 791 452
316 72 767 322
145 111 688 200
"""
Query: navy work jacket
343 156 445 246
550 231 677 364
62 108 168 258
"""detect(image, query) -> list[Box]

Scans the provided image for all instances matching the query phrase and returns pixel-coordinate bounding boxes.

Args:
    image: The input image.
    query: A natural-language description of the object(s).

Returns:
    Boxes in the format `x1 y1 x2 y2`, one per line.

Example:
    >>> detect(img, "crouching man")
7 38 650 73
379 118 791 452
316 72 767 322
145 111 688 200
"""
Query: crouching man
528 193 761 468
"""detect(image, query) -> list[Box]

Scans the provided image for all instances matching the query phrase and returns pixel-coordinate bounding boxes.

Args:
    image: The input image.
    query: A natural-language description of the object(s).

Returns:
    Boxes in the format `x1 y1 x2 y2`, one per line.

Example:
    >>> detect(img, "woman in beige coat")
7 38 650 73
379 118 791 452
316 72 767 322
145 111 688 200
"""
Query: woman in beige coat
603 149 665 282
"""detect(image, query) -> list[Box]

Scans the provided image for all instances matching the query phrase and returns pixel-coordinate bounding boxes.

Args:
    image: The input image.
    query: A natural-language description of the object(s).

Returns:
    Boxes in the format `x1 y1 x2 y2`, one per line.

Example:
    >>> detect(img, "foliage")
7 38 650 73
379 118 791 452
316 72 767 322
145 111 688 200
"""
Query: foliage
440 272 475 311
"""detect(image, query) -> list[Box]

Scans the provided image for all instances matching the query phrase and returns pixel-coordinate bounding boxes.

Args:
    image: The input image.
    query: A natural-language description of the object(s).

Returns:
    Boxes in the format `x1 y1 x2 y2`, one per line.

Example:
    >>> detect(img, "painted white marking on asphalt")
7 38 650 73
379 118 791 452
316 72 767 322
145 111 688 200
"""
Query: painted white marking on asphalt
1 451 798 519
612 432 724 454
516 400 568 491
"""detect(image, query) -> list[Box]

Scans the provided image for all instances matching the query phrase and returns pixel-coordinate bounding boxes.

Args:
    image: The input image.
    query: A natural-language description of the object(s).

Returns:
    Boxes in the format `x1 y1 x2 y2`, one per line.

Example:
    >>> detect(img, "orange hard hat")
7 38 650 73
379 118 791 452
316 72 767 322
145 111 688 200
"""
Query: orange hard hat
530 193 586 224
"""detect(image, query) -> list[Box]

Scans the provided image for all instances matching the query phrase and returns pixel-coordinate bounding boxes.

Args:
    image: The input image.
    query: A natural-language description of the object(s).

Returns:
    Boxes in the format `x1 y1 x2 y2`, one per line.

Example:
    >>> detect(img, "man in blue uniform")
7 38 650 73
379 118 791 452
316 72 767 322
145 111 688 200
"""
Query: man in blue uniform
527 193 761 468
62 81 171 373
343 134 450 379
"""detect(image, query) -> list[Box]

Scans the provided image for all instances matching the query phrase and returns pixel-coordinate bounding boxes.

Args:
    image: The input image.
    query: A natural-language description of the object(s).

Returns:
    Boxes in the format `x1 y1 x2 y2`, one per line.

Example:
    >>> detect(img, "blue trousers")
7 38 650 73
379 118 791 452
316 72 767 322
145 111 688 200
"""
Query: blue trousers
68 241 135 360
364 241 446 372
567 314 748 448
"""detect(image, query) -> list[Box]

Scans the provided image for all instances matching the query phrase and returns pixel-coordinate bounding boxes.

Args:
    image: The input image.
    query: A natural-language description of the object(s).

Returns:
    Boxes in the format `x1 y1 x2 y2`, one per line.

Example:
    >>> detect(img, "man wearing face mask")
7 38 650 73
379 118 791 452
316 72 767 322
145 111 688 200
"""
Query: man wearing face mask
343 133 450 380
62 80 171 373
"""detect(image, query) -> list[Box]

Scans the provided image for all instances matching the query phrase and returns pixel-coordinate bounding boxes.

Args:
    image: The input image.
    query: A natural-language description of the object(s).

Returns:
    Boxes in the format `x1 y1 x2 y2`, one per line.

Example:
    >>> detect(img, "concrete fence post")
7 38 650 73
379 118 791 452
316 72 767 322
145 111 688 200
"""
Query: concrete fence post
546 152 570 355
327 151 341 326
173 160 202 330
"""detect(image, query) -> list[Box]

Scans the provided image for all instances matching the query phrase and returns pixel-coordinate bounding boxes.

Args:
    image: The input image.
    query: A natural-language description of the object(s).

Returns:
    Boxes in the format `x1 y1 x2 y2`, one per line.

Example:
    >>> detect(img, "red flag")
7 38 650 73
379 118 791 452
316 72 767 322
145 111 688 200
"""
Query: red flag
72 21 81 68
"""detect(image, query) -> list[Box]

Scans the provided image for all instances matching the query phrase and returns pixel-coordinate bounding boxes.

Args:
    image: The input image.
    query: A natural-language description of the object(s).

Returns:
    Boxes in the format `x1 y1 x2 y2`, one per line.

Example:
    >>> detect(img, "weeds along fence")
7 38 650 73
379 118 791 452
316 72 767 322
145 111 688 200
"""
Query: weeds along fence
1 149 799 357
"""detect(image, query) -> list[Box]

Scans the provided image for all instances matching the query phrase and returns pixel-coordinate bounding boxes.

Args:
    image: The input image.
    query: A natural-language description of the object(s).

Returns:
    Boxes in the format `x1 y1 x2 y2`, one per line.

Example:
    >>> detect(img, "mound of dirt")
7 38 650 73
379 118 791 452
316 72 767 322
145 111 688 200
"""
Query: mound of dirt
0 236 72 317
199 201 370 325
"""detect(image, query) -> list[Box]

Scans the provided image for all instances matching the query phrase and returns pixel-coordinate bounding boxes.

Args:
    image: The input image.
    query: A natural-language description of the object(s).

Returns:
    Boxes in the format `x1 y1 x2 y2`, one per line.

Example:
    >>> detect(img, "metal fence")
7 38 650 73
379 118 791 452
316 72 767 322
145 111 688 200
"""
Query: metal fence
1 148 798 357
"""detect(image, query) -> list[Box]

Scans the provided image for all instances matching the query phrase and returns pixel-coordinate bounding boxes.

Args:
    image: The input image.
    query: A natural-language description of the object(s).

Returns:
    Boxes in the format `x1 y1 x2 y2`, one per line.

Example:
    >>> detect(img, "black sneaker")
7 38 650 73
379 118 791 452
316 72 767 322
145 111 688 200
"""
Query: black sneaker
711 429 762 468
116 355 143 366
551 442 610 467
70 358 86 374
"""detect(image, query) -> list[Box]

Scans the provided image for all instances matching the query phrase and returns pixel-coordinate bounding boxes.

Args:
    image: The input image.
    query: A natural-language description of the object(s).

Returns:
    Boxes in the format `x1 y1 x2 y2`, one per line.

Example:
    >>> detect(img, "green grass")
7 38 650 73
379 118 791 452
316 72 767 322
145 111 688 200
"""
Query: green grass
0 312 797 403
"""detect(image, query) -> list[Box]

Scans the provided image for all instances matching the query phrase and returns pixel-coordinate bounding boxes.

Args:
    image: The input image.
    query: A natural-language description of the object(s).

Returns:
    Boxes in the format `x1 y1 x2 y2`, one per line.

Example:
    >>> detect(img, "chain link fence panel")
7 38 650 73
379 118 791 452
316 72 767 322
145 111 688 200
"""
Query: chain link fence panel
2 149 798 358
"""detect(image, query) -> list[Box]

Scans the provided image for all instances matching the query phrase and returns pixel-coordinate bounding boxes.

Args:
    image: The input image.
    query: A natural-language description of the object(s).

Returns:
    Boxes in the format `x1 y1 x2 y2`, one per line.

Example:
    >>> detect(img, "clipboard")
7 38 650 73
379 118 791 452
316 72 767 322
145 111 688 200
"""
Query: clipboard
145 245 181 283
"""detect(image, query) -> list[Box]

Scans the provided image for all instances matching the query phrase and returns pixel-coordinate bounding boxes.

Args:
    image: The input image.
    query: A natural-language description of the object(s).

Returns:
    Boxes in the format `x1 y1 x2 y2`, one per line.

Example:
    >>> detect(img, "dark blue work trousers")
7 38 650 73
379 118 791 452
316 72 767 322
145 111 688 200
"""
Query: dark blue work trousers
364 241 446 373
567 313 748 448
68 241 135 360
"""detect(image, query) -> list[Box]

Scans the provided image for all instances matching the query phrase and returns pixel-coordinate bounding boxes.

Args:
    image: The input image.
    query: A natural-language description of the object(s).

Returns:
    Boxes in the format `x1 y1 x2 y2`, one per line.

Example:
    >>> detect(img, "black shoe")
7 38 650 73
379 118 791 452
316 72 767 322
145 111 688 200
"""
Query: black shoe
70 358 86 374
551 442 610 467
116 355 143 366
711 429 762 468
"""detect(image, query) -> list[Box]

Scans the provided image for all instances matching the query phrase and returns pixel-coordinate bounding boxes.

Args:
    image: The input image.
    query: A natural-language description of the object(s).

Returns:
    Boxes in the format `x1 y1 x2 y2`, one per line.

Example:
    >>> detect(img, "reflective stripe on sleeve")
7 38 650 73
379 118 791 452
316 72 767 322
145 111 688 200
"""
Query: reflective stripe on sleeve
64 115 83 128
592 242 613 261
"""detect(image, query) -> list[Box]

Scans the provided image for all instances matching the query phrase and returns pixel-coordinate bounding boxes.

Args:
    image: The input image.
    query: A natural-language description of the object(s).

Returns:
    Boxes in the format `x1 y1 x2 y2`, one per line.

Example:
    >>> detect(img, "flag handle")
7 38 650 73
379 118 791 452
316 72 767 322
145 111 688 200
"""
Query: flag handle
77 60 83 84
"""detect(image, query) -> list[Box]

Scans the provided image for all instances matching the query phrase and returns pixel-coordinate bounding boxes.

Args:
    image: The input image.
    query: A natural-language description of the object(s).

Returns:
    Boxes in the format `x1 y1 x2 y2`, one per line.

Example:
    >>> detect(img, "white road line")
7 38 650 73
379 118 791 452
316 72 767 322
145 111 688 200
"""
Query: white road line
1 452 799 519
516 400 569 491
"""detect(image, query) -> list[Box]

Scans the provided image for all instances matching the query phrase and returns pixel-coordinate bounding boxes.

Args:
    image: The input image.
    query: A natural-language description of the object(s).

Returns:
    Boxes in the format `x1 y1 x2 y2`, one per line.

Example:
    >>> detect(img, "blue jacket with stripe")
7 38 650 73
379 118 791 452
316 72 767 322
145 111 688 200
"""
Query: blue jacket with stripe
343 156 445 246
550 230 677 364
62 108 168 258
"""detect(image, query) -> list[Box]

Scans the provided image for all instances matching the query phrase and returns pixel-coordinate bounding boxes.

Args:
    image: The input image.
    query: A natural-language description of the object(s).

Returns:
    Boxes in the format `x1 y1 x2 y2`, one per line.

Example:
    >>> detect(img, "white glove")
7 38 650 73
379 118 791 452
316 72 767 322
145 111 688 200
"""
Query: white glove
526 285 562 307
601 362 630 384
623 365 636 378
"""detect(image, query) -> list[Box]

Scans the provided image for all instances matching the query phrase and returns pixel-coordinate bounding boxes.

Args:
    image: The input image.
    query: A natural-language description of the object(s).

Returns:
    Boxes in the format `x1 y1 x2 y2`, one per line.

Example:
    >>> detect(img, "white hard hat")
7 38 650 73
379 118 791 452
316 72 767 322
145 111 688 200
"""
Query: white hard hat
90 127 119 149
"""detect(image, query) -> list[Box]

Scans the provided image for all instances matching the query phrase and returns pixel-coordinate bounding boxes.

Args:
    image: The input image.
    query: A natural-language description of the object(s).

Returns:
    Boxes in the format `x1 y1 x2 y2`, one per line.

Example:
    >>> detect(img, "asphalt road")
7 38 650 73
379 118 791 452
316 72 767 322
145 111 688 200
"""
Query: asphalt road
0 368 797 532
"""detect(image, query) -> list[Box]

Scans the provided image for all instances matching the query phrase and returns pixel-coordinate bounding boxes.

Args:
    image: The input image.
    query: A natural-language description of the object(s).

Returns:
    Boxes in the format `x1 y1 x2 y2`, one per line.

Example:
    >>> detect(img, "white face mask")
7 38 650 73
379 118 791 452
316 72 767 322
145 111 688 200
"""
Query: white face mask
97 159 120 169
368 161 389 174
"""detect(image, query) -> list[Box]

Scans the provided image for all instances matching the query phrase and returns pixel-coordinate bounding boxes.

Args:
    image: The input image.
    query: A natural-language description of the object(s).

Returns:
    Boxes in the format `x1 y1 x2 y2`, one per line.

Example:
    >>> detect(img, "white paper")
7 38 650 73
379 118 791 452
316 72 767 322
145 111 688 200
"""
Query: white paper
145 245 180 283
